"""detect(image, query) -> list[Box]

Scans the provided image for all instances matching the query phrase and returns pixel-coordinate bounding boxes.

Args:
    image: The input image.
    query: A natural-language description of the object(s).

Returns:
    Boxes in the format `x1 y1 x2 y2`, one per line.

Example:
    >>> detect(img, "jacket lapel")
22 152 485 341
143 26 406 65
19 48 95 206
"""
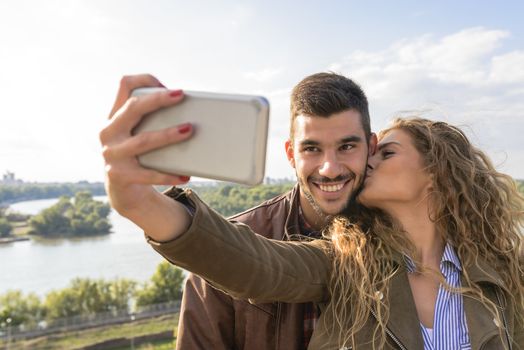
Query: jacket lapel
384 267 425 349
284 184 301 239
463 259 507 350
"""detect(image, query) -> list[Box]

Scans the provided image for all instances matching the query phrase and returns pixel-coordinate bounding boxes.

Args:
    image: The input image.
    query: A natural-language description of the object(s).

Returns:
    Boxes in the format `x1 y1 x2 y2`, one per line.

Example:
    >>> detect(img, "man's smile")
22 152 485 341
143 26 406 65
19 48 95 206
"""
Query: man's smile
312 181 349 193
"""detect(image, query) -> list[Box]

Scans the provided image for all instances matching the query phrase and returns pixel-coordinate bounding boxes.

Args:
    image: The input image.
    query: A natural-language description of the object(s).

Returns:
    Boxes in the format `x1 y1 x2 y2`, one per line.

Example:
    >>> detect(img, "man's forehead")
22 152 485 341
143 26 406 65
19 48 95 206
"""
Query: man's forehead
292 111 365 139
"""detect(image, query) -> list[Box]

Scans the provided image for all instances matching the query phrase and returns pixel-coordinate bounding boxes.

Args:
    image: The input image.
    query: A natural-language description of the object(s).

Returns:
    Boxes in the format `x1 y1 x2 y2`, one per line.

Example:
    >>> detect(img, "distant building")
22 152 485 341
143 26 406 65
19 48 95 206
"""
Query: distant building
1 171 23 185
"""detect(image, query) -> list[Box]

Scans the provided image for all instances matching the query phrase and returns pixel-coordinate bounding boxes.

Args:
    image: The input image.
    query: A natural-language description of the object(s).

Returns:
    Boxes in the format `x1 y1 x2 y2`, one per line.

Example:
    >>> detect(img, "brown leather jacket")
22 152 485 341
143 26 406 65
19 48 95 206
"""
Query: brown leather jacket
150 188 523 350
175 185 313 350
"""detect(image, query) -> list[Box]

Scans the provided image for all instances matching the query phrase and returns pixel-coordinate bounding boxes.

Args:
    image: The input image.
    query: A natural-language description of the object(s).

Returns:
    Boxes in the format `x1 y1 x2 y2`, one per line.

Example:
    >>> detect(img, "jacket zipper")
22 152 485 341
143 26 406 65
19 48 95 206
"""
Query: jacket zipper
495 288 512 350
275 302 282 350
369 308 407 350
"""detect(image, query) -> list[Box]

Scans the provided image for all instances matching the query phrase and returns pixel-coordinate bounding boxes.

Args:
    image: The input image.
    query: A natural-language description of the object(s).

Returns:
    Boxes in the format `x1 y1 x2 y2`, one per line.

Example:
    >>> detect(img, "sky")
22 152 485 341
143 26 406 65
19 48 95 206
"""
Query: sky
1 0 523 183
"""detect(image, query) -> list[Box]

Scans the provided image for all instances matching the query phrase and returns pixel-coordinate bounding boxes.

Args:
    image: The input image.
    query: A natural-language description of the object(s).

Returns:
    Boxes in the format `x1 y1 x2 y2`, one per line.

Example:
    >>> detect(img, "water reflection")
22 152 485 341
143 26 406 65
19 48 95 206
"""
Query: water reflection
1 197 164 296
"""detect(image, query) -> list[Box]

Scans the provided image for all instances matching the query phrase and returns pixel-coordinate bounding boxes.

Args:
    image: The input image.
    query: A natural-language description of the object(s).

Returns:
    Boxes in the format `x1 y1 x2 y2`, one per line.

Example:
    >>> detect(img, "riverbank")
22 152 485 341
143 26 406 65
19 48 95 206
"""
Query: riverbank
0 221 31 244
0 236 29 244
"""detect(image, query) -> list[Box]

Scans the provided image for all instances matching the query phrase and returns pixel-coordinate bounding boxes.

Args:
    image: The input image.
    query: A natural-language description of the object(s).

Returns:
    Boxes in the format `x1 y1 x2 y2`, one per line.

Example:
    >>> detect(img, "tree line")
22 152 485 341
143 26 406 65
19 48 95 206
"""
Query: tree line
194 182 295 217
0 261 184 329
28 192 111 237
0 182 105 205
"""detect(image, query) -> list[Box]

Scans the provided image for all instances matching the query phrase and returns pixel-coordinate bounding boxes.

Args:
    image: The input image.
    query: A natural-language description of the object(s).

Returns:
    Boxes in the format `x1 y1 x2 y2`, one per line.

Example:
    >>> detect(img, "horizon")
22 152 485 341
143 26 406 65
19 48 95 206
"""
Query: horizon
1 0 523 182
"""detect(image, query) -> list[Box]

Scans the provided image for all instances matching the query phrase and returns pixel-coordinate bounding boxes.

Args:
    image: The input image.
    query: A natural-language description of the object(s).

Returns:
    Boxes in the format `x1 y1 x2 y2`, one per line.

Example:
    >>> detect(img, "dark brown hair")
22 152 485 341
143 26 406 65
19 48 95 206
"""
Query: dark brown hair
290 72 371 141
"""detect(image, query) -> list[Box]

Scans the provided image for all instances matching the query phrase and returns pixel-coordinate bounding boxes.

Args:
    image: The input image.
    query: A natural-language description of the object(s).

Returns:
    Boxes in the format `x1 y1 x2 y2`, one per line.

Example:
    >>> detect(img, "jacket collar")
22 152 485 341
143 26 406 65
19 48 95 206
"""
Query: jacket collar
283 184 303 239
382 255 507 350
382 265 425 349
465 257 508 291
463 257 508 350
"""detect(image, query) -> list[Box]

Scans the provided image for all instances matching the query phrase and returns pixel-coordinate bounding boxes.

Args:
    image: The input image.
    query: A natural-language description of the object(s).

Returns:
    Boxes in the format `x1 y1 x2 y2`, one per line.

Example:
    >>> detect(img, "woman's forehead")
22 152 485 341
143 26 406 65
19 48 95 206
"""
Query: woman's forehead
378 129 409 144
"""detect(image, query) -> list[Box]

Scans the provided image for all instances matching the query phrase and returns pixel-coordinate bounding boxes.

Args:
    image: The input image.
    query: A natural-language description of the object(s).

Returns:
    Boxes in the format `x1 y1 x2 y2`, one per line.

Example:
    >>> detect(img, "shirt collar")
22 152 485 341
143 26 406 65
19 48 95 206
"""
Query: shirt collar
441 242 462 272
404 242 462 273
297 203 321 238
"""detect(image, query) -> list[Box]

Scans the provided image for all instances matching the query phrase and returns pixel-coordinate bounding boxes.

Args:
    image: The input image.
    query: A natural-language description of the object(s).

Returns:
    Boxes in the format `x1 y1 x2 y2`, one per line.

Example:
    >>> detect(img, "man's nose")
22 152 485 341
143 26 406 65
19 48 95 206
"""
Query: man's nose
318 152 343 179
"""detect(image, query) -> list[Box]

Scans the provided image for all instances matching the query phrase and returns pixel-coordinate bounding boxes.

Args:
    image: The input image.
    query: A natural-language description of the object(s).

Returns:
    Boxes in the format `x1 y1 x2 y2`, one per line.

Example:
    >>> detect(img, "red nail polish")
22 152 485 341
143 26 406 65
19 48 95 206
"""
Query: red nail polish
179 176 191 182
169 89 183 97
178 124 191 134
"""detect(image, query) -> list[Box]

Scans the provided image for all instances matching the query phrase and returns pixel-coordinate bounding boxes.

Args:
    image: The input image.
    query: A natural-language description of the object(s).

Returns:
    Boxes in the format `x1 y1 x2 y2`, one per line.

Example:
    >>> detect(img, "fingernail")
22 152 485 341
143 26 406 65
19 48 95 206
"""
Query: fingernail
179 176 191 182
178 123 191 134
169 89 183 98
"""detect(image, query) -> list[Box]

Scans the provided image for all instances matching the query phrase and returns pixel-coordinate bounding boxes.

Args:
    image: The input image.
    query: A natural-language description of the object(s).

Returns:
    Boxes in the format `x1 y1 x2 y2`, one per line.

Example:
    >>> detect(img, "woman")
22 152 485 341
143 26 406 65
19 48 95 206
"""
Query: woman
151 118 523 349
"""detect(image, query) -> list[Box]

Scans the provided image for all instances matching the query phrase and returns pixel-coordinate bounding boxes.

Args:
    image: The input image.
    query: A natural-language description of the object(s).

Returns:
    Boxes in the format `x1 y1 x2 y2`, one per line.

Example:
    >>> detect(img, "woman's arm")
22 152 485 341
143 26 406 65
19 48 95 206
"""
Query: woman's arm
147 188 332 304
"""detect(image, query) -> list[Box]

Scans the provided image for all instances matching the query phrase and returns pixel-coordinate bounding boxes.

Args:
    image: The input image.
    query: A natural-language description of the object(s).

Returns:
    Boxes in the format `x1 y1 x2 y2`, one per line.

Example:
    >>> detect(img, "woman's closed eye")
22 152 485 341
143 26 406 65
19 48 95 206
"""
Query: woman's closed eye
381 150 394 159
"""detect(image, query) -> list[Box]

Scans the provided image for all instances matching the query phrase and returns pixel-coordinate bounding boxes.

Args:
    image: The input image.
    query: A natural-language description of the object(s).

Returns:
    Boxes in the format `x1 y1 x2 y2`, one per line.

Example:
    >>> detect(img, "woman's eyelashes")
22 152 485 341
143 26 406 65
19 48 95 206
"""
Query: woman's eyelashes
381 149 394 159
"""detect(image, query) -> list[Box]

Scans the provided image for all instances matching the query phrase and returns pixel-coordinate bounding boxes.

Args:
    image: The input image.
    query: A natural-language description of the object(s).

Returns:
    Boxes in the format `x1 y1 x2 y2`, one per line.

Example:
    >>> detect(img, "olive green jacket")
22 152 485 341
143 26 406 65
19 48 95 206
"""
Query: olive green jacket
148 189 523 349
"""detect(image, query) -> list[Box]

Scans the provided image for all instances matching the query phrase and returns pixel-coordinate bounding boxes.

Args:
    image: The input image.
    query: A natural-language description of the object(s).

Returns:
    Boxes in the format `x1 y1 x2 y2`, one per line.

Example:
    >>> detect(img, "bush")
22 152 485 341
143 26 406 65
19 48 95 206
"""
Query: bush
136 261 185 307
44 278 137 321
0 290 45 327
0 217 13 237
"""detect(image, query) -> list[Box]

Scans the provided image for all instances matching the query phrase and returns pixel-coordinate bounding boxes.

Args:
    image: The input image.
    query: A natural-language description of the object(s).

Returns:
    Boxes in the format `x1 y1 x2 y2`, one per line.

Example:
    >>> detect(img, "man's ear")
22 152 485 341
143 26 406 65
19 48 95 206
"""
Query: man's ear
285 139 296 168
368 133 378 155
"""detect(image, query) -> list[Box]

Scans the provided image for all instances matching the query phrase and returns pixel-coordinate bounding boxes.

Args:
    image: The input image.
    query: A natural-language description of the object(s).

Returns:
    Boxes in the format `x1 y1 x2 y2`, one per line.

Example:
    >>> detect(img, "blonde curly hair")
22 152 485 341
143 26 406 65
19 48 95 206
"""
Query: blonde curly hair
324 117 524 348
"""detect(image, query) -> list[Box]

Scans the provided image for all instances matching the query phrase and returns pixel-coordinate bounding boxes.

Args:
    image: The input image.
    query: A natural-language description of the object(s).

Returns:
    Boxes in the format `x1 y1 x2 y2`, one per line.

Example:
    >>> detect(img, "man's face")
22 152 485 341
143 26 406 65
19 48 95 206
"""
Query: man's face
286 110 375 219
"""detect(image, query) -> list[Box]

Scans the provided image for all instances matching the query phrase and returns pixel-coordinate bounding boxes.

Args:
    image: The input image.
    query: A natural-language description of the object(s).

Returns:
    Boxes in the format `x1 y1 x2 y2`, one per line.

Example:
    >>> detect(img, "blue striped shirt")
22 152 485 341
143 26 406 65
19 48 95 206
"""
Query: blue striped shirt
405 243 471 350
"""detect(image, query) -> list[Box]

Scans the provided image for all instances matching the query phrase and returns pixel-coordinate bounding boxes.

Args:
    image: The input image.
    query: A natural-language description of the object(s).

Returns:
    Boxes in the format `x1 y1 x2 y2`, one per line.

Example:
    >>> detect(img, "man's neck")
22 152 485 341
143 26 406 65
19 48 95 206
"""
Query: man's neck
298 193 328 231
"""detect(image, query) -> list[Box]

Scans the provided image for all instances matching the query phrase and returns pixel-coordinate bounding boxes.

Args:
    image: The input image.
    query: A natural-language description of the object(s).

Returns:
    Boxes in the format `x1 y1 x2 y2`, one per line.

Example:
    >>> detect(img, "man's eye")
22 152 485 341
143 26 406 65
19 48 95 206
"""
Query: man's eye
340 144 354 151
303 146 320 153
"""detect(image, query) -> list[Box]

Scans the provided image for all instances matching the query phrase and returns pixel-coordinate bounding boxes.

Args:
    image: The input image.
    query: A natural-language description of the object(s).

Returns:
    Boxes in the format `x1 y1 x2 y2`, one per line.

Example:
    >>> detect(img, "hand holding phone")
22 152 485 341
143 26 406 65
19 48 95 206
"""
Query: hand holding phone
131 88 270 185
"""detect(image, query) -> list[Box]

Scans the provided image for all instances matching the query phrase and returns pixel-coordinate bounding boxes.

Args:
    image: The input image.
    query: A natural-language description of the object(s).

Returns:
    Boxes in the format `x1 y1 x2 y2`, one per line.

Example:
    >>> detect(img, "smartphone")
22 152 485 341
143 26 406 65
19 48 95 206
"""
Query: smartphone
131 88 270 186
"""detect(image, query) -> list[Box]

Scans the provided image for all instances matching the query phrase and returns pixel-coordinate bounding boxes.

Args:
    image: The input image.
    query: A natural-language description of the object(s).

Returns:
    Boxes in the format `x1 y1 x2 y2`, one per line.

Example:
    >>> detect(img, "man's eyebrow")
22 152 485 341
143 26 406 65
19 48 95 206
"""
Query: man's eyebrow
299 135 363 147
378 141 401 150
340 136 363 144
299 139 320 146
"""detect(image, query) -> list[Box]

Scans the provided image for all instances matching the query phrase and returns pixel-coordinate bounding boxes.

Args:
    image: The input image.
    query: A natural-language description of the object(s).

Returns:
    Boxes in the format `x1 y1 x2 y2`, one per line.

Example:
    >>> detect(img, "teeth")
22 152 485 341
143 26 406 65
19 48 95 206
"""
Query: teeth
319 183 344 192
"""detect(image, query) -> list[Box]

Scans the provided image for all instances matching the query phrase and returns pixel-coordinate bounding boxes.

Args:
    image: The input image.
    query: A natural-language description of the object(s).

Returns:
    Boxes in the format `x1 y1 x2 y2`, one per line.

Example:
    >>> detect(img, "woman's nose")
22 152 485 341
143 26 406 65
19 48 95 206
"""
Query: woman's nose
367 153 380 171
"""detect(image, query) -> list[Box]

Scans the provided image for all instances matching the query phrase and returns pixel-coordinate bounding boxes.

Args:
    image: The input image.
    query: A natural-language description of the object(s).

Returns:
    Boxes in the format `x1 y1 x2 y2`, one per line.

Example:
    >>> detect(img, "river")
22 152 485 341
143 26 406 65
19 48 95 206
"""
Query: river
0 197 164 296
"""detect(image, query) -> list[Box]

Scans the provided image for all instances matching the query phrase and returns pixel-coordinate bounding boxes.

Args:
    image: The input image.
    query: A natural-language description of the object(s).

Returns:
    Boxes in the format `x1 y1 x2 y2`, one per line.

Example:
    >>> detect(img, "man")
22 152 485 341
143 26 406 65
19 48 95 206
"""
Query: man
100 72 376 349
177 72 375 349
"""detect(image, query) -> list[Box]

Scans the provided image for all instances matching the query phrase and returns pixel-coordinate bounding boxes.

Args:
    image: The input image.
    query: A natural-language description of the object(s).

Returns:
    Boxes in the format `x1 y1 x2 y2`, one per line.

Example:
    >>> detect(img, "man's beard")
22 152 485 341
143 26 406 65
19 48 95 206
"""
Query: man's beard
297 171 365 220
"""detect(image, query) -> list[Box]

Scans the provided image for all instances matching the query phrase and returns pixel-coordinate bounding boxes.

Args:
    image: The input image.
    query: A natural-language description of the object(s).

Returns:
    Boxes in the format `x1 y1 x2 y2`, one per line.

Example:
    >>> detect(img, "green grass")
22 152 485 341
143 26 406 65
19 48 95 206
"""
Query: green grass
3 314 178 350
112 338 174 350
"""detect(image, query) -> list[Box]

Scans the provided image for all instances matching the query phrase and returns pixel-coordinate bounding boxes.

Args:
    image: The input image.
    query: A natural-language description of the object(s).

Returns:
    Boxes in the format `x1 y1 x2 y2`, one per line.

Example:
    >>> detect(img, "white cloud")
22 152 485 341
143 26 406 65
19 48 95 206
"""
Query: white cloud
330 27 524 178
490 51 524 84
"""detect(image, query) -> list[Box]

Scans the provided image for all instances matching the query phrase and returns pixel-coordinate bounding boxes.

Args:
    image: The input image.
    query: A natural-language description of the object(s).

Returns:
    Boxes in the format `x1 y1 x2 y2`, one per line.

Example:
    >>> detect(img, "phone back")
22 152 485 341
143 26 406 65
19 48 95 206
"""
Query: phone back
132 88 269 185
